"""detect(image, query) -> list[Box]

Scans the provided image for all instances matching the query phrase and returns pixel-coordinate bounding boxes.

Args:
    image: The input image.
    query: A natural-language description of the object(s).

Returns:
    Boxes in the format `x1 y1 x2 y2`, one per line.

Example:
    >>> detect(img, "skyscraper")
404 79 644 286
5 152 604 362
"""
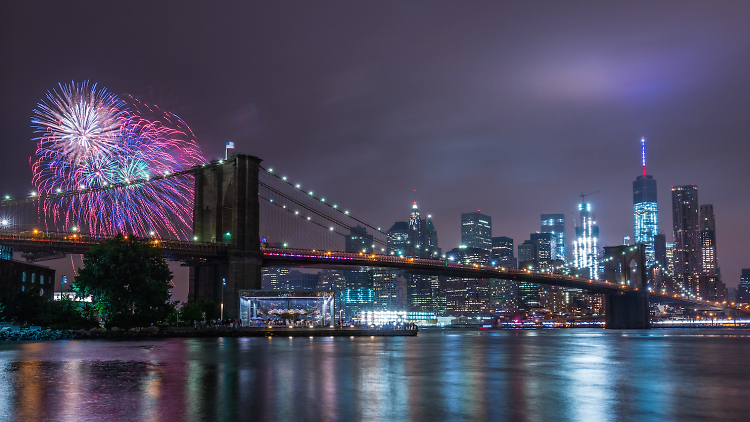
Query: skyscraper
654 233 667 271
672 185 701 296
491 236 515 267
424 215 439 252
388 202 440 258
530 233 555 264
700 204 719 277
408 202 423 249
541 214 566 263
633 138 658 268
461 211 492 250
573 202 599 279
387 221 409 256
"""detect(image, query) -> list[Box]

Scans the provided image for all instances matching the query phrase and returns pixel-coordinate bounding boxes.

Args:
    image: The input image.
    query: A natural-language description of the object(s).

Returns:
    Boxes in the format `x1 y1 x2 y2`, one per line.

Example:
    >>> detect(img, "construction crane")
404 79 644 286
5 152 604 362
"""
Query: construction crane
580 190 599 202
572 191 599 227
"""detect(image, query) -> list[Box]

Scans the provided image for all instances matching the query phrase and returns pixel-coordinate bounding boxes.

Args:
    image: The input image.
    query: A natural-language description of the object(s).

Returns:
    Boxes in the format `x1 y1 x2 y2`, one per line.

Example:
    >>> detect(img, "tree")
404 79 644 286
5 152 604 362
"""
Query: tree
178 299 220 324
72 234 173 328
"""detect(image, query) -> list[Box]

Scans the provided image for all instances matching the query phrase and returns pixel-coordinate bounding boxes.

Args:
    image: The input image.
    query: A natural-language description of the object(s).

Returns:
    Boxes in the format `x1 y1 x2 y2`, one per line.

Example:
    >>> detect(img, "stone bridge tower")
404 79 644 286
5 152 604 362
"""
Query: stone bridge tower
602 244 650 329
188 154 263 319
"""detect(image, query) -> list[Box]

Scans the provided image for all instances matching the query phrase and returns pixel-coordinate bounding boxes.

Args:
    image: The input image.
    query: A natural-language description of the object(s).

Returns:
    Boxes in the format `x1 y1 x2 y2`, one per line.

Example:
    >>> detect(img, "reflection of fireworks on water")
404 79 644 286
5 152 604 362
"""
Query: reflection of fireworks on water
31 81 205 239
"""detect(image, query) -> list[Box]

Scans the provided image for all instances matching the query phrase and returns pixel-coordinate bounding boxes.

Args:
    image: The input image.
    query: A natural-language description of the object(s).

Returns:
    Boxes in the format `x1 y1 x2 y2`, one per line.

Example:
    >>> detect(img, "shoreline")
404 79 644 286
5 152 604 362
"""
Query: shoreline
1 326 419 341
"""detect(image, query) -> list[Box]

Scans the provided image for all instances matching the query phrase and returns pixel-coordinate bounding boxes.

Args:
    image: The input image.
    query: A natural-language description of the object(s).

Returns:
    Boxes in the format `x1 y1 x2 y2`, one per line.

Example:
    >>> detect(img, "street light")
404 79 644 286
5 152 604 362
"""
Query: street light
60 275 67 301
220 278 226 320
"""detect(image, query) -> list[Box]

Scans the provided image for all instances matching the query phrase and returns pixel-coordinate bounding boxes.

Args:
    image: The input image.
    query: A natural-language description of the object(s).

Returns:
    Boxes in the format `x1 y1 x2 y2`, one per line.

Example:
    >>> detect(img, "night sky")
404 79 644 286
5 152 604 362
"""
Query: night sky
2 1 749 299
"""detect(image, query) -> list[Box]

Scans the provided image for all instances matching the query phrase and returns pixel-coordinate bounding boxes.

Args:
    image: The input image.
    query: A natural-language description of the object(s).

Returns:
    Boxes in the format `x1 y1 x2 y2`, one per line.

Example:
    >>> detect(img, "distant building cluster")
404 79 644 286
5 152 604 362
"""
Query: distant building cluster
256 137 746 322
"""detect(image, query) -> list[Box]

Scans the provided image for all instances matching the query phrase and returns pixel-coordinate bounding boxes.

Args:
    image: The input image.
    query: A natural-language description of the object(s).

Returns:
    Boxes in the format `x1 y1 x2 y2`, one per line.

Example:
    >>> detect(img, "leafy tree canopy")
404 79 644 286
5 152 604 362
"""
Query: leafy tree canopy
72 234 173 328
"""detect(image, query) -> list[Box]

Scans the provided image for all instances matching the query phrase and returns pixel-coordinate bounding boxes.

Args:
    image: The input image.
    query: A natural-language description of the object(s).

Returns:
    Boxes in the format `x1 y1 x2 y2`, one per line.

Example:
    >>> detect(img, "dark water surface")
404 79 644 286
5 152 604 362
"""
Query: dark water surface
1 329 748 422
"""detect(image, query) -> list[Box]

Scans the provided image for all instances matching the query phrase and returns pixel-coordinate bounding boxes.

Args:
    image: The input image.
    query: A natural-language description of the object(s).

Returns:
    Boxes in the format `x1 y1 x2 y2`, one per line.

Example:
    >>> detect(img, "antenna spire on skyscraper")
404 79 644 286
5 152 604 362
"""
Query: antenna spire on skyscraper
641 137 646 177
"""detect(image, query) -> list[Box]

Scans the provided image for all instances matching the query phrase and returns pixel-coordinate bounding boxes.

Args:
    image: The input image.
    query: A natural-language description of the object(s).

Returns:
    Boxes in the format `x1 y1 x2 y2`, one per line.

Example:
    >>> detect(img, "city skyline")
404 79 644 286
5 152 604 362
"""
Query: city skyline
1 2 749 293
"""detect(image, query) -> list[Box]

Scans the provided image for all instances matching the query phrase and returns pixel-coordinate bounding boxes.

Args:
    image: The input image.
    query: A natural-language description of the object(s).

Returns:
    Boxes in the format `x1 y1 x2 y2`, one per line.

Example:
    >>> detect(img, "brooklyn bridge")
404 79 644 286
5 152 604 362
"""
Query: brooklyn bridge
0 154 743 328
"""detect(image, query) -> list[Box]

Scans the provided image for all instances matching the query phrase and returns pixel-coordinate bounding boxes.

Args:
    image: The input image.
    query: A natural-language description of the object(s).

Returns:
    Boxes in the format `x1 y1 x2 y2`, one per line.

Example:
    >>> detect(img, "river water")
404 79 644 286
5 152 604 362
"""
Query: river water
1 328 748 422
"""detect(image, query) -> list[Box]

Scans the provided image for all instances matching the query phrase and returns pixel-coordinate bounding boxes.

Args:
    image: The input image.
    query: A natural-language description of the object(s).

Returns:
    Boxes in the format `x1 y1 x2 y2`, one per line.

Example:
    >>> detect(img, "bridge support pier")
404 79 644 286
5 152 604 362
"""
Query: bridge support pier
602 244 651 329
604 292 650 329
190 154 263 319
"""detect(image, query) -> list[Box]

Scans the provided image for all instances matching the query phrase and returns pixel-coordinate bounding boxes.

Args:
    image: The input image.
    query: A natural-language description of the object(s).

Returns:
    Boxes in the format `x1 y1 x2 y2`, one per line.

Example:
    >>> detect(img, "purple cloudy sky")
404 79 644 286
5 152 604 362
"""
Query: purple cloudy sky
2 1 749 299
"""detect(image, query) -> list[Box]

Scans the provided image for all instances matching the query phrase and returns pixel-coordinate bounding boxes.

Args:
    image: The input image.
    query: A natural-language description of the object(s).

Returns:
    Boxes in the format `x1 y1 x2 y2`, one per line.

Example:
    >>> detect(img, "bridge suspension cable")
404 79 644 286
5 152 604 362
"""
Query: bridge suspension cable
258 166 388 252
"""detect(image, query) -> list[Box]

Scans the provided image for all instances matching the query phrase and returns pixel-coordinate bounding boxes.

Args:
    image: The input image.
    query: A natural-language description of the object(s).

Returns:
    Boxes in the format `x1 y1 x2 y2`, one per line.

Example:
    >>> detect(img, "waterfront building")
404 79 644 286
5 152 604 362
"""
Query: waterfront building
461 211 492 250
0 255 56 300
0 245 11 260
573 202 599 279
342 269 373 289
262 268 318 290
490 279 518 312
541 214 566 263
488 236 518 313
518 281 541 312
341 288 374 320
262 267 291 290
408 274 445 313
372 270 407 310
286 270 319 290
671 185 701 296
317 269 346 291
444 277 490 316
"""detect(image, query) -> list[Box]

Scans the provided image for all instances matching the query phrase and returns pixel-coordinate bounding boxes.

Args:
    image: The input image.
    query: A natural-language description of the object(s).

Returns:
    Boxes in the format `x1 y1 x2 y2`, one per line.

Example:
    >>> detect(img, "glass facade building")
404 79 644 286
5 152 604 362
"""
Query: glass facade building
573 202 599 279
633 175 658 268
671 185 701 295
541 214 566 264
461 212 492 250
700 204 719 277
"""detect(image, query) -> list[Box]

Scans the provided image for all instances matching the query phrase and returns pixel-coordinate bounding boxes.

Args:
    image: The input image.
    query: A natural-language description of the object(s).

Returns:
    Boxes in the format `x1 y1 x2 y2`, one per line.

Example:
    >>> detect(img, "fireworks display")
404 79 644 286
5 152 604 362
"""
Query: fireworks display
31 81 205 239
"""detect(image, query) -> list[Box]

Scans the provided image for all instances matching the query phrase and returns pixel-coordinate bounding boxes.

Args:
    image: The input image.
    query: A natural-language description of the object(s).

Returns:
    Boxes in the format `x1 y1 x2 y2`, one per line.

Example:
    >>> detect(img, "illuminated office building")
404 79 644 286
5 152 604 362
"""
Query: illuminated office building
573 202 599 279
700 204 719 277
541 214 566 263
387 221 409 256
345 225 373 254
666 242 674 274
633 138 658 268
461 211 492 250
409 202 423 249
491 236 514 264
672 185 701 296
388 202 440 257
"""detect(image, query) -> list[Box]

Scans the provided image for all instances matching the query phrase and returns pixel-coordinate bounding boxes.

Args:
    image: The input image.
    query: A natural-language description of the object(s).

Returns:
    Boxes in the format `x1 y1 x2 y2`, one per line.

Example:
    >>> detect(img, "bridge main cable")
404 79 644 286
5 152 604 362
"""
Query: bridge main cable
0 164 209 207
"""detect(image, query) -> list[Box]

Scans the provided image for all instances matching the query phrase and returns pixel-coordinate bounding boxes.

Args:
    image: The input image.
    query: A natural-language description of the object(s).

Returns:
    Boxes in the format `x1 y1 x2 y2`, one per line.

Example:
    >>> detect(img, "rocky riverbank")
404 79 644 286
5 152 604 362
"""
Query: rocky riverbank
0 325 418 341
